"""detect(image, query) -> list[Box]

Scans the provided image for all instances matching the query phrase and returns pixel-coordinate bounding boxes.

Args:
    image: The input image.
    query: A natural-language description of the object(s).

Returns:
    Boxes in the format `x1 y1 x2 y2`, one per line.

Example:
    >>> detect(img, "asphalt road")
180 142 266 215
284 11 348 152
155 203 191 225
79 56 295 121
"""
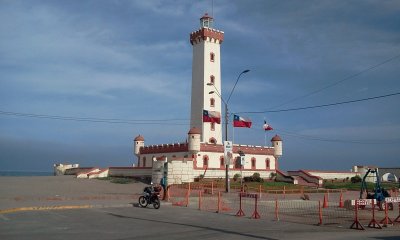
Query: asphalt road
1 204 399 240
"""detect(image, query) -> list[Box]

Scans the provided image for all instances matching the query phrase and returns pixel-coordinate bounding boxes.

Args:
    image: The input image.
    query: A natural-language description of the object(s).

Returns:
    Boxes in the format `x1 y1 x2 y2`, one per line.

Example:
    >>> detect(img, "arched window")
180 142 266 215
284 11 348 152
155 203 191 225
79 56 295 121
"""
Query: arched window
210 98 215 107
203 156 209 168
220 156 225 168
210 52 215 62
209 137 216 144
210 75 215 84
210 122 215 131
251 157 256 170
266 158 270 169
143 157 147 167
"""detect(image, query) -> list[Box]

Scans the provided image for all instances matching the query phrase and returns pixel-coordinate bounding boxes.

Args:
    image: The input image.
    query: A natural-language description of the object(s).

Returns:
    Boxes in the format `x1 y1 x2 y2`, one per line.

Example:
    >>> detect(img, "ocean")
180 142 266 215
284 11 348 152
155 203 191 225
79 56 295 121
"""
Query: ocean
0 171 54 176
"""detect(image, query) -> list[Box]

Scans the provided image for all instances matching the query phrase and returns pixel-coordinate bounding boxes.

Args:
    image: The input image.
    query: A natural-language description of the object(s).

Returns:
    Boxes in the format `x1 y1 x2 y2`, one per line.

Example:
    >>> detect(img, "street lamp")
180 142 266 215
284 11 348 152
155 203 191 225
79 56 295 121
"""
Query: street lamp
208 69 250 192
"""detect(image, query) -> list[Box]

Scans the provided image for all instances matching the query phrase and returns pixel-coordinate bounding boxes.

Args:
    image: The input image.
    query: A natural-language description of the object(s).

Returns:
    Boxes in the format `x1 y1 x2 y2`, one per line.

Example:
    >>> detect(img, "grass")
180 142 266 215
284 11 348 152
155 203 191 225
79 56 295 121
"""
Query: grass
96 177 137 184
231 180 304 190
323 181 399 191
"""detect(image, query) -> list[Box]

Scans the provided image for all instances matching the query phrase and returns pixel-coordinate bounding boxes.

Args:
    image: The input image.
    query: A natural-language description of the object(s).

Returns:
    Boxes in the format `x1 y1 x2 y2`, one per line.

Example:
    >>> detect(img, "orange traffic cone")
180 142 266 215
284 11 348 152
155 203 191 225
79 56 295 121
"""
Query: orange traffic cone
323 193 328 208
339 192 344 208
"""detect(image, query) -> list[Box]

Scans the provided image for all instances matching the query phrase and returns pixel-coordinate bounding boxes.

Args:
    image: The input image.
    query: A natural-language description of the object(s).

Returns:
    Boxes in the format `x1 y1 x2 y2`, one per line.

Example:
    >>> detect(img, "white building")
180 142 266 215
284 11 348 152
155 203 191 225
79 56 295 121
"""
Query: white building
133 14 283 184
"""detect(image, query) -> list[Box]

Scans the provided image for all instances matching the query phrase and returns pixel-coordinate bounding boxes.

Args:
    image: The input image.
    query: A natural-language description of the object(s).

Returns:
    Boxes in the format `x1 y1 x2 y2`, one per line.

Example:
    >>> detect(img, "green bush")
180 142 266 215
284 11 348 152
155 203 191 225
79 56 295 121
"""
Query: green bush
233 173 241 181
351 175 362 183
252 172 263 182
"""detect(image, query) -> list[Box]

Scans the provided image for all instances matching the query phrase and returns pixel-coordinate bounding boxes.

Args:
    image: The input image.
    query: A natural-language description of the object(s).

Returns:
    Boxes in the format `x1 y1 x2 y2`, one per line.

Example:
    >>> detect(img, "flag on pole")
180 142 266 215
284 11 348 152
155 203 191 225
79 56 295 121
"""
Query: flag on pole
203 110 221 124
233 114 252 128
263 120 273 131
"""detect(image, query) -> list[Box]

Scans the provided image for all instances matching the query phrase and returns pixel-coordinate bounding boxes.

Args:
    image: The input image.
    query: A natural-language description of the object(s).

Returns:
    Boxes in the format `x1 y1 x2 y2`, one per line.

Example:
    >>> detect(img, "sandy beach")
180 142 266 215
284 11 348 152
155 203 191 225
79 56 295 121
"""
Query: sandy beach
0 175 147 211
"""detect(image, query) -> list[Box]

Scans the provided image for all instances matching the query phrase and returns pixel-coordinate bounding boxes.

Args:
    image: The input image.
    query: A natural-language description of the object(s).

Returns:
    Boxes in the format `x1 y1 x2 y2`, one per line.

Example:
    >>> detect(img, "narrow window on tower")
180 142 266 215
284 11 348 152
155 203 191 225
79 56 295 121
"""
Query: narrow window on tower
211 122 215 131
210 52 215 62
210 75 215 84
143 157 147 167
266 158 270 169
210 98 215 107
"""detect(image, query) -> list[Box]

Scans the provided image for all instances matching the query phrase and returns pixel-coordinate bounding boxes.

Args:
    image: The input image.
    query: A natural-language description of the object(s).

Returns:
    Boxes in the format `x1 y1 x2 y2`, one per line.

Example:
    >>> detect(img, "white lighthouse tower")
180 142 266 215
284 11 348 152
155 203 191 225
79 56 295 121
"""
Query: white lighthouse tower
190 13 224 144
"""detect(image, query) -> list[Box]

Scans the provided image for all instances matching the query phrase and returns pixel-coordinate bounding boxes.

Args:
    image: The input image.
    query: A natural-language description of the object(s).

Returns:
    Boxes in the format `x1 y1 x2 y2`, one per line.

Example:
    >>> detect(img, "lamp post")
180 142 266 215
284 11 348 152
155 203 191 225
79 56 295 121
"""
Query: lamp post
208 69 250 192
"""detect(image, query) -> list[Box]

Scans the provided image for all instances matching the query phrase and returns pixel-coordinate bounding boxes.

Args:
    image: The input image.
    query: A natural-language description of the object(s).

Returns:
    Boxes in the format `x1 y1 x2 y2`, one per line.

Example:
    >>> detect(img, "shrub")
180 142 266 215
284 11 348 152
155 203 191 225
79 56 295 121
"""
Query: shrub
243 176 253 182
351 175 362 183
252 172 263 182
233 173 241 182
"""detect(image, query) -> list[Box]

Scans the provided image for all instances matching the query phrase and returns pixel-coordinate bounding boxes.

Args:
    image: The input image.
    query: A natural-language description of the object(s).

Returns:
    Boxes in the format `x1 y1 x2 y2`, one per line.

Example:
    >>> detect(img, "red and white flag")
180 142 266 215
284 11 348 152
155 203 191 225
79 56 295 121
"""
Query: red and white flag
233 114 252 128
263 120 273 131
203 110 221 124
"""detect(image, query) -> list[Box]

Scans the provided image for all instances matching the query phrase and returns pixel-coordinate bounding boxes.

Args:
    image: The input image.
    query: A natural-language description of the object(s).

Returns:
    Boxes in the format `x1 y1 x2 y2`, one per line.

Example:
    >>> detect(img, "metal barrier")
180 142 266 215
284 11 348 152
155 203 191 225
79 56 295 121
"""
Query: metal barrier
167 183 399 230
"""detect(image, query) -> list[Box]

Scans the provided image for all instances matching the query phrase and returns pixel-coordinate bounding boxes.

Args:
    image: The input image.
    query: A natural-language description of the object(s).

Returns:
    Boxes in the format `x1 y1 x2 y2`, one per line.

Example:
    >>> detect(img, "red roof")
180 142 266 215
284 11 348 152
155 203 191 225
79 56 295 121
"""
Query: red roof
271 135 282 141
200 13 213 20
188 127 201 135
134 135 145 141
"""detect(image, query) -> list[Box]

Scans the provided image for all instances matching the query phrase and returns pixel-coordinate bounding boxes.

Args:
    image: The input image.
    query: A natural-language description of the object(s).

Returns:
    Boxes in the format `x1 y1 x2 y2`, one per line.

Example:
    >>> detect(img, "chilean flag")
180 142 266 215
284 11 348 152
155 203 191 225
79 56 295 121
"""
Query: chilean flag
203 110 221 124
263 120 273 131
233 114 252 128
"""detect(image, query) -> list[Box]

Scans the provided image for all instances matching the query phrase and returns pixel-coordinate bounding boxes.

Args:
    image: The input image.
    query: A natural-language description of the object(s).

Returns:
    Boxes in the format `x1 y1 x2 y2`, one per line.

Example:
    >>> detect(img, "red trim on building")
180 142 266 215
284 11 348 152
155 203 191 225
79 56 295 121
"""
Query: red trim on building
200 143 275 155
140 143 189 154
190 28 224 45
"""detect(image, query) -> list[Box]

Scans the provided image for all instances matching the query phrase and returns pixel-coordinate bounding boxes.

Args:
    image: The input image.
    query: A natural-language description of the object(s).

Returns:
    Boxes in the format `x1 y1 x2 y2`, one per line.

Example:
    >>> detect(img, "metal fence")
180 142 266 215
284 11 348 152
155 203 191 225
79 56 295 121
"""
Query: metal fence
167 182 400 229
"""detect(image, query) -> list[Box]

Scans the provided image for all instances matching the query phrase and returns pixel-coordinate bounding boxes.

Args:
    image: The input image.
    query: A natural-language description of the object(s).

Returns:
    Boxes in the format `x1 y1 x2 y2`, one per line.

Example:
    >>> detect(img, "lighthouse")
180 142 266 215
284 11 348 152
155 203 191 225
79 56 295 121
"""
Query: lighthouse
190 13 224 144
131 13 283 185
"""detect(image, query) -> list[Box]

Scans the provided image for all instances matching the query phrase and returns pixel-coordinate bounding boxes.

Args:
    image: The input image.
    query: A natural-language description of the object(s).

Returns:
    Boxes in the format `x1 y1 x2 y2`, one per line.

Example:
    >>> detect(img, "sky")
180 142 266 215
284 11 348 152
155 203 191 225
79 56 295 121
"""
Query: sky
1 0 399 172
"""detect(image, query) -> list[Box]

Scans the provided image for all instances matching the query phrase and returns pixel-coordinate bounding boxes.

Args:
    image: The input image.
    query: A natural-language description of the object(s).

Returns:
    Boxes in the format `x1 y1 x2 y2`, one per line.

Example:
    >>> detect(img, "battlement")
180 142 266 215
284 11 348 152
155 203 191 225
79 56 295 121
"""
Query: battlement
140 142 189 154
190 27 224 45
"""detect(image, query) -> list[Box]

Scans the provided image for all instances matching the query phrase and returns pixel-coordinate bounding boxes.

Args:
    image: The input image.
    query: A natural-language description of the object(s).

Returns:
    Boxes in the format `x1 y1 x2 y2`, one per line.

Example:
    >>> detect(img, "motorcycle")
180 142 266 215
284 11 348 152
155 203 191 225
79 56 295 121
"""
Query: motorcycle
138 184 161 209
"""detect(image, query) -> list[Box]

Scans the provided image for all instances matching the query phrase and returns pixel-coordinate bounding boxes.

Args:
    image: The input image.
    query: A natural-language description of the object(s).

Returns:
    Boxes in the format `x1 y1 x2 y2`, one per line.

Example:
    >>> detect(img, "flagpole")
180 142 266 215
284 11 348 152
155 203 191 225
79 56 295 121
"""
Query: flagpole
264 118 266 146
264 130 267 147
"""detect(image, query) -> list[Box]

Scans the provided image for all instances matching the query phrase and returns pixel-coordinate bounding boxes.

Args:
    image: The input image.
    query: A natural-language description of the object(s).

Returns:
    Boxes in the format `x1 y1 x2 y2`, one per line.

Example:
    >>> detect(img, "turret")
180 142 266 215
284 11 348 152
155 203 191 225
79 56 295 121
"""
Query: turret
134 135 145 156
271 135 282 157
188 127 201 153
200 13 213 28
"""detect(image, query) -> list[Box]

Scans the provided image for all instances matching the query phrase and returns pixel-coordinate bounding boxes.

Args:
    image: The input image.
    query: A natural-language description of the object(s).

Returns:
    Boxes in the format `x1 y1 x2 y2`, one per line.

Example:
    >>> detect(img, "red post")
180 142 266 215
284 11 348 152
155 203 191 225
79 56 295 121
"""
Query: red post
251 195 261 219
395 202 400 222
216 191 221 213
380 202 394 226
185 188 189 207
368 200 382 229
318 200 323 225
275 198 279 221
198 190 202 210
339 192 344 208
283 186 286 199
350 201 365 230
236 192 245 216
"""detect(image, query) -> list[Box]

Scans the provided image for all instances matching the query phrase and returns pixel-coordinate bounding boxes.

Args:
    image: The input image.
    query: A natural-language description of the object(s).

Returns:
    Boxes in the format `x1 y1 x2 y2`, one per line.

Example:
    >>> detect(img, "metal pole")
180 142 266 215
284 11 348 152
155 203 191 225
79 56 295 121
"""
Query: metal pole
225 102 230 193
